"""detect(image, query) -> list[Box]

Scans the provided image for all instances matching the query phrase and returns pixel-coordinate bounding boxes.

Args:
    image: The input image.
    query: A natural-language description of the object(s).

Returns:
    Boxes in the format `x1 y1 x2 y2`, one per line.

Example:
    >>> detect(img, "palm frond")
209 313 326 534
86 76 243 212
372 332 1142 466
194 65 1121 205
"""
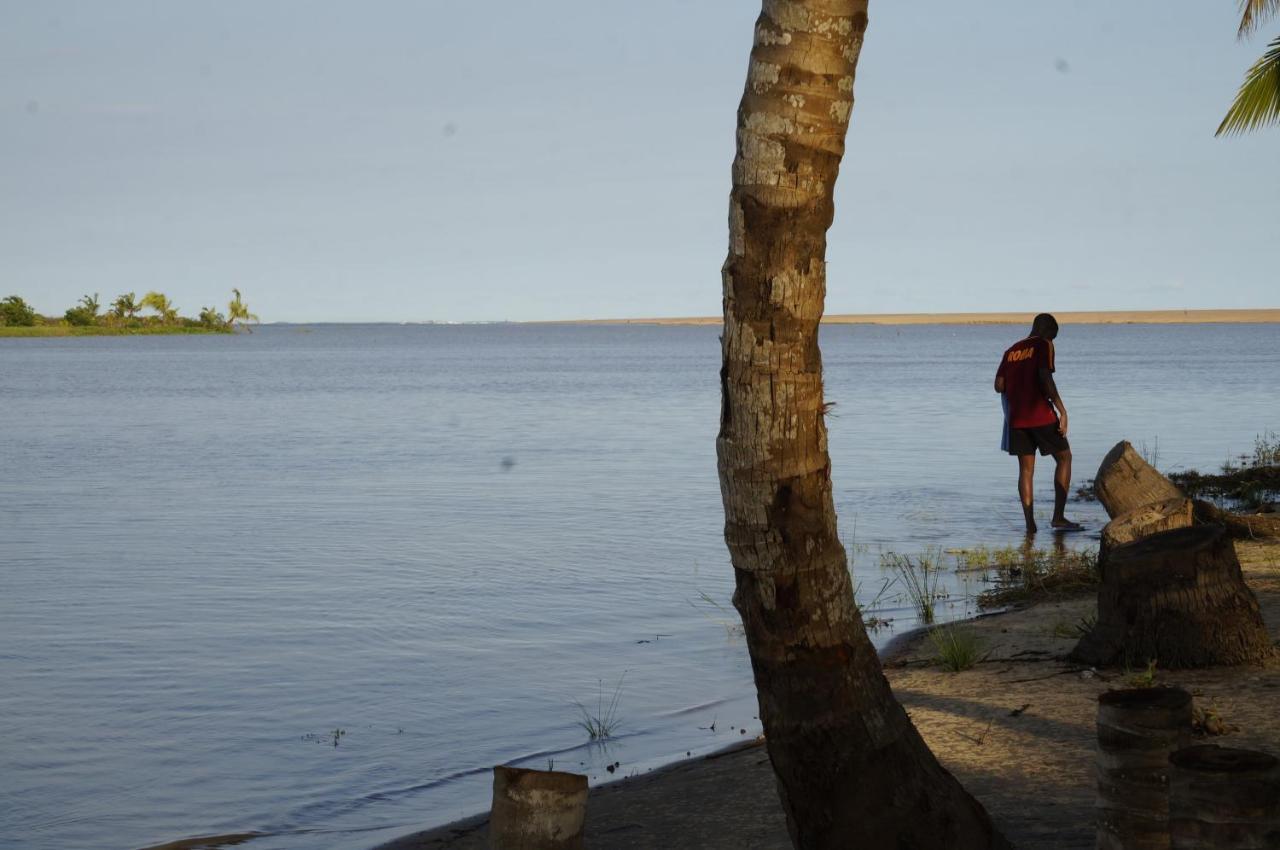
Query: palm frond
1217 35 1280 135
1237 0 1280 38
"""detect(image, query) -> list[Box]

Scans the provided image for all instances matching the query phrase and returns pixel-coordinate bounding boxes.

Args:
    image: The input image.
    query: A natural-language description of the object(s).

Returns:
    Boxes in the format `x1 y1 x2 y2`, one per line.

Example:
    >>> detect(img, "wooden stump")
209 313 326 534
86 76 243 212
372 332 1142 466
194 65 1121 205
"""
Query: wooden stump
1169 745 1280 849
1101 498 1195 562
1095 687 1193 850
1071 525 1272 669
490 766 588 850
1095 441 1185 519
1193 499 1280 541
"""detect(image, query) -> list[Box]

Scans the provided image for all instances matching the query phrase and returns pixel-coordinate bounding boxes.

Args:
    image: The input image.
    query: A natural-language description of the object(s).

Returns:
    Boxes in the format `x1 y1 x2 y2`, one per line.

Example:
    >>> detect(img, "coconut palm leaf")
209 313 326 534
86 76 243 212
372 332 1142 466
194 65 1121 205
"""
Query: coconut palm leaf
1237 0 1280 37
1217 35 1280 135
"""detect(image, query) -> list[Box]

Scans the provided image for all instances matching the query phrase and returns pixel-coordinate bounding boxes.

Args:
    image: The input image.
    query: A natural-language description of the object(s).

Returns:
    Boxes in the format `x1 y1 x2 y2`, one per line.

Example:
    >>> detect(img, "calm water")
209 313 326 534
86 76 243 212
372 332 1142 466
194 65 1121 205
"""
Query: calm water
2 323 1277 850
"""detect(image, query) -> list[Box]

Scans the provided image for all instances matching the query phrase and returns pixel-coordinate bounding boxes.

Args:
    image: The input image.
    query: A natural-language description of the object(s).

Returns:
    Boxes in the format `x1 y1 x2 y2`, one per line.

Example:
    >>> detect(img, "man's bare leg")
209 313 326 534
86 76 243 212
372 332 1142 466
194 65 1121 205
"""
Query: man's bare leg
1018 454 1037 534
1051 449 1082 530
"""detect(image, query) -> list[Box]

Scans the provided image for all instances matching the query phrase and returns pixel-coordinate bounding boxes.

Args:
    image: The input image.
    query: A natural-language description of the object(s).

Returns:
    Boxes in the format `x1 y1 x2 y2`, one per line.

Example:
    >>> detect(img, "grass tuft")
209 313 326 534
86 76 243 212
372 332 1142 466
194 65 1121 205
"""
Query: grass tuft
929 625 987 672
882 548 946 625
1125 659 1159 689
574 673 626 741
854 576 897 632
973 545 1099 609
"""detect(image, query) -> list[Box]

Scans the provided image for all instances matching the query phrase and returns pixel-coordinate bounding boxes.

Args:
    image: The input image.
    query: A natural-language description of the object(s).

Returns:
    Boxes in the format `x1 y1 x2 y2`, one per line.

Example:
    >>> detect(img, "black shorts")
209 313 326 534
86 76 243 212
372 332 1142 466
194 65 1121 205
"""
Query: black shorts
1007 423 1069 457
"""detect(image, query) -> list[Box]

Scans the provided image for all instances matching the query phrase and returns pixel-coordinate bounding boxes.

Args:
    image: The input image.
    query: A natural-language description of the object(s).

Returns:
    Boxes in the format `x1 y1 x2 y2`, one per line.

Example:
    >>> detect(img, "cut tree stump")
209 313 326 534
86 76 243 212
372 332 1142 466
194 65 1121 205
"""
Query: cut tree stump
1071 525 1272 669
1095 441 1186 519
1095 687 1193 850
1101 497 1195 562
1169 745 1280 849
490 766 588 850
1193 499 1280 541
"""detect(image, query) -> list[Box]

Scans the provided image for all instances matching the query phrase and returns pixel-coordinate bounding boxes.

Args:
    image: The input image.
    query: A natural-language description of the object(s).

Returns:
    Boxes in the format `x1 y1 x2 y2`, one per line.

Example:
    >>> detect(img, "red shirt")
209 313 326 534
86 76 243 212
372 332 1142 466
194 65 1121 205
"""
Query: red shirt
997 336 1058 429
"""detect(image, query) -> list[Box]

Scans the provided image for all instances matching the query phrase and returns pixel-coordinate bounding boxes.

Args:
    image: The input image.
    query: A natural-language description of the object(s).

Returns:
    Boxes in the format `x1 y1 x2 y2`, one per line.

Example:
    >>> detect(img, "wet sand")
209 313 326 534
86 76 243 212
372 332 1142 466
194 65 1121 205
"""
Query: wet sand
555 308 1280 327
378 540 1280 850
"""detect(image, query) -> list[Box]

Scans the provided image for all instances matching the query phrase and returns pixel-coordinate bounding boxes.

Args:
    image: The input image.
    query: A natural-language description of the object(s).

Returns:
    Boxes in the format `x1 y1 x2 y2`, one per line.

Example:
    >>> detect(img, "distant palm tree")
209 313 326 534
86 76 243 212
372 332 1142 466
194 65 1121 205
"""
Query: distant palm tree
141 291 178 323
1218 0 1280 134
80 293 101 318
227 288 259 332
198 306 226 328
111 292 140 320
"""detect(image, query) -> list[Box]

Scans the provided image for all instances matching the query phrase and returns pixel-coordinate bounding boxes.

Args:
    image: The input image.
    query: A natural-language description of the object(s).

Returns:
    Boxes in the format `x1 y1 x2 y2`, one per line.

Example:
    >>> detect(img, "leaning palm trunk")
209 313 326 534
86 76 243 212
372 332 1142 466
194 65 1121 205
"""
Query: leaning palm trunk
716 3 1006 848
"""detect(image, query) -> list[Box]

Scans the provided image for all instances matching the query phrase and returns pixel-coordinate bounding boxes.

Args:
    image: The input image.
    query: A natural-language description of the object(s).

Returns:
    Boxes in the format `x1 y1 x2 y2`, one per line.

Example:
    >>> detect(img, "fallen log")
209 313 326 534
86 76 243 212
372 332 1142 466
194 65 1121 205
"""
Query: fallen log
1071 525 1272 669
1094 441 1185 519
1192 499 1280 540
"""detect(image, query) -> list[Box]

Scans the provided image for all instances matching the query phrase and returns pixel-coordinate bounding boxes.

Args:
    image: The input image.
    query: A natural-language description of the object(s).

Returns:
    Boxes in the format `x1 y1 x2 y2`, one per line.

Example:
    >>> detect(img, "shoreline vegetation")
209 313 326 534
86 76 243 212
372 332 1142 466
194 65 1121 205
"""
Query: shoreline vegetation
554 308 1280 326
1078 432 1280 513
0 290 257 337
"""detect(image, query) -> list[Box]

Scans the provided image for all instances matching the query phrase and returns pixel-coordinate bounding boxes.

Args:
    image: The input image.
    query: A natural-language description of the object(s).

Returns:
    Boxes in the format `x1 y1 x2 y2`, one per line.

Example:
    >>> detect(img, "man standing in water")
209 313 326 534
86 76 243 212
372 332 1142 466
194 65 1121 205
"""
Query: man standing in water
994 313 1082 533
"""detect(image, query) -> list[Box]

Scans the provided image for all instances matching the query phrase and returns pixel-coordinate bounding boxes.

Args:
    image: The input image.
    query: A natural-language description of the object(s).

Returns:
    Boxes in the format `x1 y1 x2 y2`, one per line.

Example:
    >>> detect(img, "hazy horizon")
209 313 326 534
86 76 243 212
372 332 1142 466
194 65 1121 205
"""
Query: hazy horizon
5 1 1278 323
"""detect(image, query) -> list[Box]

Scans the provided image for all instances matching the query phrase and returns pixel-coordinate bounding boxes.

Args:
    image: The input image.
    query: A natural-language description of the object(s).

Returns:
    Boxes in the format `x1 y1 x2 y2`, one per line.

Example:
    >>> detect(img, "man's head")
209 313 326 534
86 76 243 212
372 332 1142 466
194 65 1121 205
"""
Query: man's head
1031 313 1059 340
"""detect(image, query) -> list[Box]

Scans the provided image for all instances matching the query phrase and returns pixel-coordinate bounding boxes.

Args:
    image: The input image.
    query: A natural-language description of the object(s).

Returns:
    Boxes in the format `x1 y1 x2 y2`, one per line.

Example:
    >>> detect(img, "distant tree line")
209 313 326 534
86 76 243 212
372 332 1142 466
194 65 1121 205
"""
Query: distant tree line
0 289 259 332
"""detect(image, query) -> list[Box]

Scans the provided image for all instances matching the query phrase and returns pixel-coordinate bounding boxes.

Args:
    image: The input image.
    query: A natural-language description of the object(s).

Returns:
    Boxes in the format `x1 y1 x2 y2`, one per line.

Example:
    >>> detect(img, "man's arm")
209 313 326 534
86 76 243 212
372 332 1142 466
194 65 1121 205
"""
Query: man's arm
1038 367 1068 435
994 375 1004 393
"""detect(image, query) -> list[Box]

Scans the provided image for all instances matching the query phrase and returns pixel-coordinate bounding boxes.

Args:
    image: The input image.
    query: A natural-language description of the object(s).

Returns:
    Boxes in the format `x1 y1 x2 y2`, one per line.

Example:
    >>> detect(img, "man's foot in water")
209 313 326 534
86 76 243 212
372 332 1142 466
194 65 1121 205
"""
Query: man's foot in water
1051 517 1083 531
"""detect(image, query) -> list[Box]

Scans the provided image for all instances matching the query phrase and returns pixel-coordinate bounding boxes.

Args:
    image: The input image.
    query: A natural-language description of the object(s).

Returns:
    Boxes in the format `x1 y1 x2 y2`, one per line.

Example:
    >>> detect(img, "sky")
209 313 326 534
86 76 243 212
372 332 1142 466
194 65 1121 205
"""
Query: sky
2 1 1277 323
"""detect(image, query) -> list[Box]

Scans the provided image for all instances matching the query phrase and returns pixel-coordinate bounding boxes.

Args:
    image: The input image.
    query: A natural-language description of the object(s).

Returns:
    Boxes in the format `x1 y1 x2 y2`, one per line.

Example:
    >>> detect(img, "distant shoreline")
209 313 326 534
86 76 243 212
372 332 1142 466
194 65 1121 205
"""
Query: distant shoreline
550 308 1280 326
0 325 231 337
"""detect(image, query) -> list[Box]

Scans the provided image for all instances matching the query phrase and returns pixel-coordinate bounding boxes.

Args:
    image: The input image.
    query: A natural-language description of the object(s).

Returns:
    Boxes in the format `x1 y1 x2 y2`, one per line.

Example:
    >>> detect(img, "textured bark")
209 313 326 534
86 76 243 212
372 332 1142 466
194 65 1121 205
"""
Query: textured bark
1193 499 1280 540
489 766 587 850
717 3 1006 847
1169 745 1280 849
1071 525 1272 669
1095 441 1186 519
1100 497 1194 562
1094 687 1193 850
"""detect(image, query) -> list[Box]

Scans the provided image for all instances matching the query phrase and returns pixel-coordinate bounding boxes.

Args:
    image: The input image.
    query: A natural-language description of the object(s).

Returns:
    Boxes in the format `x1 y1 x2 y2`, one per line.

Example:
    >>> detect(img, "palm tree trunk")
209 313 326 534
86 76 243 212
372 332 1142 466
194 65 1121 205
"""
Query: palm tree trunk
717 3 1007 847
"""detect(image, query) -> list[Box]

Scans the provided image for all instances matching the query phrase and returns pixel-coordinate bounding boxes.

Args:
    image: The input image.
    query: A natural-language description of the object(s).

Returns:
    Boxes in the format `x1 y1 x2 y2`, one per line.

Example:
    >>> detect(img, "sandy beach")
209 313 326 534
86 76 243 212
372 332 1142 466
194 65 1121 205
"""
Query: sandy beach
557 309 1280 327
380 539 1280 850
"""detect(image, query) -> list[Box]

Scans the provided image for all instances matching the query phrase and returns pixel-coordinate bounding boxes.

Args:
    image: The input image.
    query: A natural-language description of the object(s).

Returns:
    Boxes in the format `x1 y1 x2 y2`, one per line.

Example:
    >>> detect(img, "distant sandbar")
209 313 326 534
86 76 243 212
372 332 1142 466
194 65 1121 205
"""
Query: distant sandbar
555 309 1280 326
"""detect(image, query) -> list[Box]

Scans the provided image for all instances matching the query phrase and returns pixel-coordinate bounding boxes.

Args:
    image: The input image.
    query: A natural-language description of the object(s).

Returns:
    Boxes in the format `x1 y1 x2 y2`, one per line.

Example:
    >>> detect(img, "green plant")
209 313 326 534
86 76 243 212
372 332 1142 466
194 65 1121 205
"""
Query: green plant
882 548 945 625
689 588 743 638
227 288 259 332
141 290 179 322
63 308 91 326
1126 659 1159 689
199 306 226 328
929 626 986 672
953 546 994 572
0 295 38 326
1138 436 1161 470
1218 0 1280 136
574 673 626 741
977 545 1100 609
853 576 896 632
1050 614 1096 639
111 292 141 319
1253 431 1280 467
64 294 100 326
